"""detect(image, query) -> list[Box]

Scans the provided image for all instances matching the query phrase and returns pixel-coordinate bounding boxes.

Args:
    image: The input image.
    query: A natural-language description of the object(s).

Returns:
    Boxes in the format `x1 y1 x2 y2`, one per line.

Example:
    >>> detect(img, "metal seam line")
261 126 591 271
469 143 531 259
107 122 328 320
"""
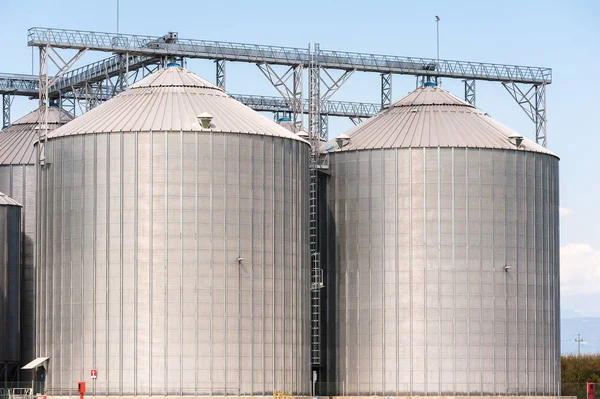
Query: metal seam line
271 137 275 390
408 147 413 397
381 151 385 394
395 148 399 396
368 150 372 396
120 131 124 396
224 133 228 394
492 149 496 395
209 131 213 395
194 131 199 396
451 148 456 396
524 152 529 395
133 131 138 396
105 134 110 396
437 147 441 396
60 138 64 393
92 134 97 396
148 130 153 397
478 149 483 395
250 136 255 395
261 137 265 396
423 147 427 396
179 129 184 396
164 131 168 395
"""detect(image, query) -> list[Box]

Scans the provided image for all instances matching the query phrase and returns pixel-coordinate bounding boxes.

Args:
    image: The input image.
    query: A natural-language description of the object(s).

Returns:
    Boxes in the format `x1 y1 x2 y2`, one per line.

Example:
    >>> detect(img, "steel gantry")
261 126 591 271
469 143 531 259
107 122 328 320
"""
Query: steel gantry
0 74 380 120
0 73 39 127
26 27 552 145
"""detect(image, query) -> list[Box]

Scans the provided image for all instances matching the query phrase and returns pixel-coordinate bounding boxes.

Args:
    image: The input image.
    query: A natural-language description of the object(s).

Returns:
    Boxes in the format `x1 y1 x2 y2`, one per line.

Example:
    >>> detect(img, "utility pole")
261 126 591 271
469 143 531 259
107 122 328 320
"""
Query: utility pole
435 15 440 85
575 334 584 356
117 0 120 34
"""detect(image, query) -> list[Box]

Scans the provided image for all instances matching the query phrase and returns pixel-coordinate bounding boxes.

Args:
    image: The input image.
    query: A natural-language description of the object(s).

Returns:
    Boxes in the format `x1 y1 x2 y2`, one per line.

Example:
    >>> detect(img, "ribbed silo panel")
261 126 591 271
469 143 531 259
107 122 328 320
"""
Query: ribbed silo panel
36 131 310 396
325 147 559 396
0 204 22 364
0 165 36 368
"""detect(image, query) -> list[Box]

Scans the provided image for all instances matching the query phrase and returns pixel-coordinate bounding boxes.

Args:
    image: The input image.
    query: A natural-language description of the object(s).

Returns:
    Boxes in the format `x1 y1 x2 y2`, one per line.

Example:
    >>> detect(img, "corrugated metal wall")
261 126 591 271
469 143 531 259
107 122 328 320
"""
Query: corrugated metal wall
36 131 310 396
323 147 560 396
0 165 36 369
0 203 22 365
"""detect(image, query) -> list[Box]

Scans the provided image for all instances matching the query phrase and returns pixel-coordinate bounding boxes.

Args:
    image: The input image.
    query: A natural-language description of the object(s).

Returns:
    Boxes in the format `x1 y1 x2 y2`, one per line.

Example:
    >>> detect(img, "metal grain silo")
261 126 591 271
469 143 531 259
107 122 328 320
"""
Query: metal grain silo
0 106 72 371
35 65 310 396
0 191 22 379
321 84 560 396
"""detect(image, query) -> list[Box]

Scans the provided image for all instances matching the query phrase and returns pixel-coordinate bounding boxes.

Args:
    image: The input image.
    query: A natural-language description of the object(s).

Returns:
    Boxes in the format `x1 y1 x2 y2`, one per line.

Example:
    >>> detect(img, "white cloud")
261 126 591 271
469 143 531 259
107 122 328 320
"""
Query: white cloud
561 243 600 296
560 207 575 217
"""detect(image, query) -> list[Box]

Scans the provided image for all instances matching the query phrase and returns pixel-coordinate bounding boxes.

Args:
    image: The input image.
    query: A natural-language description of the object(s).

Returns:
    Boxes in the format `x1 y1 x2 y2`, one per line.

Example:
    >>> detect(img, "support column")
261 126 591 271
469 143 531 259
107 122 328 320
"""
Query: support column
292 65 303 132
502 82 548 147
216 59 226 90
464 79 476 106
534 84 547 147
381 73 392 109
2 94 10 129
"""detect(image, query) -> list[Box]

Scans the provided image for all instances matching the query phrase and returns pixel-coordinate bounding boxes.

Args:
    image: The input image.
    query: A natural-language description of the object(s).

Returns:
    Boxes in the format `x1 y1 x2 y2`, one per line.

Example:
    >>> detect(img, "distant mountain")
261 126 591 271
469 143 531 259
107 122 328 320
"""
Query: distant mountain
561 317 600 354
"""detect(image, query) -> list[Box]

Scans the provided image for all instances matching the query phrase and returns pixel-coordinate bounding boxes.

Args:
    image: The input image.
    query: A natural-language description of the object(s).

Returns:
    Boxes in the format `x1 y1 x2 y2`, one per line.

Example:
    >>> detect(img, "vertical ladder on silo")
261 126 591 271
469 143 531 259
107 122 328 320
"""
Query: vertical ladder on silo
308 43 324 368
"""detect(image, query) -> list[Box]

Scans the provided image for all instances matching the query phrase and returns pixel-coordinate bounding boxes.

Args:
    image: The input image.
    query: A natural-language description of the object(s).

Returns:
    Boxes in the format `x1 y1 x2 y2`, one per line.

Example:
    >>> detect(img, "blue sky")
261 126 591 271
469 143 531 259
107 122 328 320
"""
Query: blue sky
1 0 599 318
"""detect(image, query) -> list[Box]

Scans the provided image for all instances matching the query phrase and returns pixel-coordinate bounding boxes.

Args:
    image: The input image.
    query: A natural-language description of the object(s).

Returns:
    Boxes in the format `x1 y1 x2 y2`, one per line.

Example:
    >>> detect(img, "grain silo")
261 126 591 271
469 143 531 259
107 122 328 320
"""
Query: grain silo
0 191 22 380
321 83 560 397
35 64 310 397
0 105 72 372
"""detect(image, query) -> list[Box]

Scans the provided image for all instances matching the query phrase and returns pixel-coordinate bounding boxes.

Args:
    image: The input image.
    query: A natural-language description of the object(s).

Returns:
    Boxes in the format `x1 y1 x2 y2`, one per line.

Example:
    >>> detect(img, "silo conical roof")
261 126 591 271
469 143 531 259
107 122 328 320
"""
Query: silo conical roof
48 65 308 143
0 106 73 164
0 190 22 207
327 85 556 157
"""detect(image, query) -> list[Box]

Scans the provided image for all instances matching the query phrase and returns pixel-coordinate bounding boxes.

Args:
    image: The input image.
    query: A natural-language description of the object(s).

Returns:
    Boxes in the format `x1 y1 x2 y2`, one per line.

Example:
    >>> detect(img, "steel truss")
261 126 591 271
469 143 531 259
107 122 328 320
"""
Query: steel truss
229 94 378 119
381 73 392 109
464 79 476 105
22 27 552 146
28 27 551 83
257 63 303 132
502 82 547 147
216 59 226 90
350 117 363 125
2 94 12 128
38 44 87 164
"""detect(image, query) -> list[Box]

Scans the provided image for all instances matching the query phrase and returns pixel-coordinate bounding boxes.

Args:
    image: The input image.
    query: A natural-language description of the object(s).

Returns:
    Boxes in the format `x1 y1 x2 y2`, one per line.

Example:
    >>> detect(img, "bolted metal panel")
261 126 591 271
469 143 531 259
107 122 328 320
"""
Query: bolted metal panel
0 199 22 366
36 131 310 396
323 147 560 396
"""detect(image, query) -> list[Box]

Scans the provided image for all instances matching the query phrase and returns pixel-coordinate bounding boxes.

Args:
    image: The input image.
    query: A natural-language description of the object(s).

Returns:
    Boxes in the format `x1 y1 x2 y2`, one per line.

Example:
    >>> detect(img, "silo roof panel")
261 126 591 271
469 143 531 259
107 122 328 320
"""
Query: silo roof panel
48 66 308 144
327 86 557 158
0 106 72 165
0 190 22 207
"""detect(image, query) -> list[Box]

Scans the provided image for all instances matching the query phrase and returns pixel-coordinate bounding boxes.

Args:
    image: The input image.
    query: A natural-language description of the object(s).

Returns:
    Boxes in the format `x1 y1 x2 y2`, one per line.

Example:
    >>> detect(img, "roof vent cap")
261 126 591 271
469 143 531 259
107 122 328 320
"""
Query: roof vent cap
167 62 181 67
508 133 524 148
198 112 213 129
336 133 351 149
278 117 292 122
424 81 436 87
